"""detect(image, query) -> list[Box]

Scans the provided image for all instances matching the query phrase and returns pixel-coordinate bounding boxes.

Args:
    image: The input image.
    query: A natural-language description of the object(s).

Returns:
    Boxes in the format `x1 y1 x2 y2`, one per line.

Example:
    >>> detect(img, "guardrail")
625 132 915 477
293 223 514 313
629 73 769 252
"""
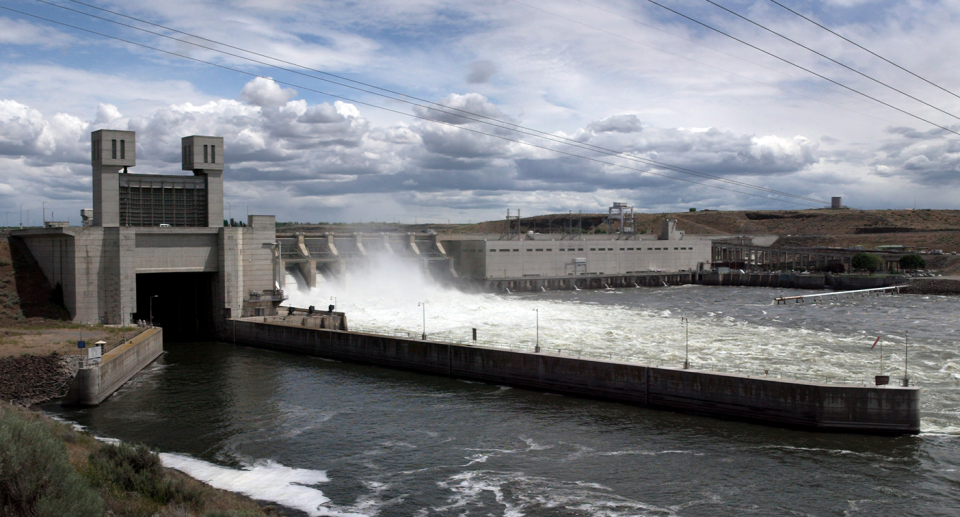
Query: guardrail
344 324 914 387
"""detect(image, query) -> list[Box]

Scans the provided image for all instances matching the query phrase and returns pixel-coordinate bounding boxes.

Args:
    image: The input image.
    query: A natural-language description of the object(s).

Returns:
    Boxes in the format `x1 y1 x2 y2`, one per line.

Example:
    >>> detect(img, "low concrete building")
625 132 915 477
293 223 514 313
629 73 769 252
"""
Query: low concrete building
446 220 711 279
11 131 282 339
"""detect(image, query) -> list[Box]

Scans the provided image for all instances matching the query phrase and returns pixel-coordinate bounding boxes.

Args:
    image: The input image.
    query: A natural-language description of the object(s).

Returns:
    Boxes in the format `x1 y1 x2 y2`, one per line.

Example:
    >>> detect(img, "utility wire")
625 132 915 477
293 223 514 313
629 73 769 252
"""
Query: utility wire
517 0 891 126
767 0 960 101
0 4 824 207
28 0 830 205
572 0 892 120
642 0 960 137
703 0 960 120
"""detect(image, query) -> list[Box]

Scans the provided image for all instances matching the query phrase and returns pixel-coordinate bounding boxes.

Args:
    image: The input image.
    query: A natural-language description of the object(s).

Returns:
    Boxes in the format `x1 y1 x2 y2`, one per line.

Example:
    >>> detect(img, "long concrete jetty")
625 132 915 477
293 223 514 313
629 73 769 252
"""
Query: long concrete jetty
229 320 920 435
63 327 164 406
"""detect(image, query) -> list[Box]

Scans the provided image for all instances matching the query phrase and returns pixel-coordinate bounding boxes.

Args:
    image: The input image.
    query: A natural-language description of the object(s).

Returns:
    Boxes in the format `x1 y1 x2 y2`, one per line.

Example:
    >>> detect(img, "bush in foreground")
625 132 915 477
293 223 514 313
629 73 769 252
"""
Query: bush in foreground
0 407 103 516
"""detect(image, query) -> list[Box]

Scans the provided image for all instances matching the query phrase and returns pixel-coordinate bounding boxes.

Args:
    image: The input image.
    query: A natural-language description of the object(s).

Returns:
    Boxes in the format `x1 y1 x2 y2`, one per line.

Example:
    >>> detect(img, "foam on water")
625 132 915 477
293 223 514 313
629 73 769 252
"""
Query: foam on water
159 453 365 517
285 256 960 434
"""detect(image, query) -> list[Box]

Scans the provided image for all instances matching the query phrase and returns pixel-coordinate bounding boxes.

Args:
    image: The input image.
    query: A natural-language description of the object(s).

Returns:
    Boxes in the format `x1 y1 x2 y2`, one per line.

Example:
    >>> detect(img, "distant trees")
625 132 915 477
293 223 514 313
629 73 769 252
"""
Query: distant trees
851 252 884 273
899 254 926 271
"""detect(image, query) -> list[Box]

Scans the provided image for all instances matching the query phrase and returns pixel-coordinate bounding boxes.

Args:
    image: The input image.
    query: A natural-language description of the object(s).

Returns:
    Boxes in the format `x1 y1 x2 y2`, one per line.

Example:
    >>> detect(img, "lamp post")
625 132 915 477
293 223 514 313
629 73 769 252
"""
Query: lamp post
226 202 232 225
330 296 336 311
418 302 426 340
42 201 48 224
149 295 158 327
903 331 910 387
19 204 23 228
534 308 540 353
681 317 689 369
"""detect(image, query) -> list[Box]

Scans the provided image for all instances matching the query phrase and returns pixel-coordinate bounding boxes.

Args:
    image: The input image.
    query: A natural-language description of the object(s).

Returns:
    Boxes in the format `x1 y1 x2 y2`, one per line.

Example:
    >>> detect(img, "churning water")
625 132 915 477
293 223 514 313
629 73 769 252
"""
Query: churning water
47 258 960 516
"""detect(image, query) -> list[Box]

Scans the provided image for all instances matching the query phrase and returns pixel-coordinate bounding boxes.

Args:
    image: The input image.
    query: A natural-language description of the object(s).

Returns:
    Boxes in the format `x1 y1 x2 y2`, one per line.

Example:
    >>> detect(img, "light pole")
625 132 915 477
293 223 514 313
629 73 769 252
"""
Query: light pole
226 202 232 225
330 296 336 311
418 302 426 340
42 201 48 224
534 308 540 353
903 331 910 387
19 204 23 228
149 295 158 327
121 305 127 343
681 317 689 369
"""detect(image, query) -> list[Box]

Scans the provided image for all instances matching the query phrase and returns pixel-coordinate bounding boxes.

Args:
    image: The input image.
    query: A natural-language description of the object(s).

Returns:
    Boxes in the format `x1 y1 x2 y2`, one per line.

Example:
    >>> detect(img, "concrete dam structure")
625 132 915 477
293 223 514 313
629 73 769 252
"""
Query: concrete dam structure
230 318 920 435
10 129 923 433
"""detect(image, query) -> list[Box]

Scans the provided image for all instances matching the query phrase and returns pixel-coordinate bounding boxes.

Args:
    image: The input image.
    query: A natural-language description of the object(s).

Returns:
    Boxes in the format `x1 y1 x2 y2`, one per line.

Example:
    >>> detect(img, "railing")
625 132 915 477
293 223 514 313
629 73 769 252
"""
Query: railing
342 324 911 387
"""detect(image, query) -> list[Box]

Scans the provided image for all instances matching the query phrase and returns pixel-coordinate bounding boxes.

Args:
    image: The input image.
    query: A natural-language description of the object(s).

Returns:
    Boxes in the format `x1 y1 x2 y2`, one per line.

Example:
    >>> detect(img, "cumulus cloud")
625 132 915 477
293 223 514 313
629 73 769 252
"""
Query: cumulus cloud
95 104 123 125
239 78 297 107
585 115 642 134
412 93 512 126
1 75 940 222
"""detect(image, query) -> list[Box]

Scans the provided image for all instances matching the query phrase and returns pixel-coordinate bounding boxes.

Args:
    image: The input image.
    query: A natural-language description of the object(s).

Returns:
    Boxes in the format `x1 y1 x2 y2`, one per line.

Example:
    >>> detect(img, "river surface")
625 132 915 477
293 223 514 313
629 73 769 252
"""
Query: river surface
45 263 960 516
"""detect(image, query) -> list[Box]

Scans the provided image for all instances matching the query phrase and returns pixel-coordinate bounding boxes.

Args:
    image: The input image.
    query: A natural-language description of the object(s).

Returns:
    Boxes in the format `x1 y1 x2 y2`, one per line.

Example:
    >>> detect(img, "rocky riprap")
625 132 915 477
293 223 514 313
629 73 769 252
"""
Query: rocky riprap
0 354 77 406
900 278 960 296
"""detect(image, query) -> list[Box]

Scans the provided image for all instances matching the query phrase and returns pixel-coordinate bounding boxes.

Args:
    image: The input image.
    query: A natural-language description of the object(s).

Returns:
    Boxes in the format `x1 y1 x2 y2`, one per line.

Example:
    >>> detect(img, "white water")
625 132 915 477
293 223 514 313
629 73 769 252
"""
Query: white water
160 453 366 517
284 256 960 434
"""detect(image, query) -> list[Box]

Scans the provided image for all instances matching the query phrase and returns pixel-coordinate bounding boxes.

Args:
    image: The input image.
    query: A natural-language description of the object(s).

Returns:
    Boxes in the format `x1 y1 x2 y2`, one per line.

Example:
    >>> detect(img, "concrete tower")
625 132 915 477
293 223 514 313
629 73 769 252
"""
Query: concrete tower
91 129 136 227
182 136 225 227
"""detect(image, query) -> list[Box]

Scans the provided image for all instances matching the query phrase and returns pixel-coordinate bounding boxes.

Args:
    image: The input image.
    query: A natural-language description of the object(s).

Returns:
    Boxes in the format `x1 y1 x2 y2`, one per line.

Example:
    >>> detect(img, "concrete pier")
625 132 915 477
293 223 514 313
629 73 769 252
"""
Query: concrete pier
63 327 163 406
227 321 920 435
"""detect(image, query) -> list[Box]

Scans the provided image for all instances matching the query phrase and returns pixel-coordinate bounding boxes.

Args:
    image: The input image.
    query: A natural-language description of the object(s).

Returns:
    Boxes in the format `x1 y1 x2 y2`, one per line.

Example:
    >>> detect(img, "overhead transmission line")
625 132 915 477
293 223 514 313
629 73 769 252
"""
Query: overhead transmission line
702 0 960 121
569 0 897 125
9 2 826 207
41 0 829 206
517 0 896 127
642 0 960 137
766 0 960 101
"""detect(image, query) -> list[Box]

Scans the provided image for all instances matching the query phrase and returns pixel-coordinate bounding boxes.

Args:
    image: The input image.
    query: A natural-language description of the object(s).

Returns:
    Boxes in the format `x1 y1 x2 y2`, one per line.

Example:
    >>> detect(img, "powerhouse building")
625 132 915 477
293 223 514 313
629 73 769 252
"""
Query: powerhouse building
11 130 282 339
446 220 711 279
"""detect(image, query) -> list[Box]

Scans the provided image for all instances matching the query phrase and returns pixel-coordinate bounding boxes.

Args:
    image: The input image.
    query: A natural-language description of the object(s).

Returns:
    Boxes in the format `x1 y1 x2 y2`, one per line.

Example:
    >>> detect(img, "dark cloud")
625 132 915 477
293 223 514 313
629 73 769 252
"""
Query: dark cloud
465 60 497 84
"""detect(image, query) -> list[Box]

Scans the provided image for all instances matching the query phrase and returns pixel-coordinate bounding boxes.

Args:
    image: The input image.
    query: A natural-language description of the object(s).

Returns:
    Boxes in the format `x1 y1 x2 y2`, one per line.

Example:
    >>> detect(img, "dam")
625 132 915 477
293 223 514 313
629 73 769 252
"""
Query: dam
10 129 922 434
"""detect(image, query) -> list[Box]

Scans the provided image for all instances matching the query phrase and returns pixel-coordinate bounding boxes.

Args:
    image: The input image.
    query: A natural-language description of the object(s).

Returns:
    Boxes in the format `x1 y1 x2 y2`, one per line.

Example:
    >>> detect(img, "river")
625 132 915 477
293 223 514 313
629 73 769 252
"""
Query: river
45 260 960 516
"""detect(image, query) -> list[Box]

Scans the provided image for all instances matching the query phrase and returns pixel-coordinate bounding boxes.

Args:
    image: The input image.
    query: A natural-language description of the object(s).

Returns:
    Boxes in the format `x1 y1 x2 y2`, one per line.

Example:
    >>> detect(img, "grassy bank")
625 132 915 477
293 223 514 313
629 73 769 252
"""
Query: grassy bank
0 402 275 517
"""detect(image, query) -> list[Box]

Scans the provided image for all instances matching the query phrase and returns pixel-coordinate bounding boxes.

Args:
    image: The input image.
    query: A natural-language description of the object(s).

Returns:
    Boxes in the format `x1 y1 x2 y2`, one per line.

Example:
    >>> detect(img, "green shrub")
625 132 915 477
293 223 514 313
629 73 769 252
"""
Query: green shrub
899 253 926 270
0 407 103 516
86 442 201 506
0 259 10 267
851 252 884 273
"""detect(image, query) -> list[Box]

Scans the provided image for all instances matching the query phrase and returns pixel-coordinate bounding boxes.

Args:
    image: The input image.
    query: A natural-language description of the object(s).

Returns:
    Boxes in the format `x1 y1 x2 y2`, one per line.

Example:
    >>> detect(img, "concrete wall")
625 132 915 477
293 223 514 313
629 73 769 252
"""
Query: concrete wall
227 321 920 435
135 231 219 273
63 327 163 406
241 216 278 294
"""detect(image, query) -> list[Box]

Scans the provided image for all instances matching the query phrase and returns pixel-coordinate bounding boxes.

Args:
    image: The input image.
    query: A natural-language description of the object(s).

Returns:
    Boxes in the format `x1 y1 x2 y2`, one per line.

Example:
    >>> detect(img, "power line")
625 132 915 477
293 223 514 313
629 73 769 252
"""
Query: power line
25 0 830 205
702 0 960 121
516 0 892 127
0 5 825 207
570 0 895 124
641 0 960 137
767 0 960 101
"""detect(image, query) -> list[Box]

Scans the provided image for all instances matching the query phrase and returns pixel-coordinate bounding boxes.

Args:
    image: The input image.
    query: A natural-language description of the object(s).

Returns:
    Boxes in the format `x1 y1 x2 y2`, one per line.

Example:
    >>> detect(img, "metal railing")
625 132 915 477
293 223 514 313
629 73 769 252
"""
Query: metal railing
342 324 910 387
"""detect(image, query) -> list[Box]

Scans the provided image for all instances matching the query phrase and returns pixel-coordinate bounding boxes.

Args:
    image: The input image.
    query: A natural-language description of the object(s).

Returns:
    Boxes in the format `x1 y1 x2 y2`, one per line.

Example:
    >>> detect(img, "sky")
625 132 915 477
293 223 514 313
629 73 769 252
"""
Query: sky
1 0 960 225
